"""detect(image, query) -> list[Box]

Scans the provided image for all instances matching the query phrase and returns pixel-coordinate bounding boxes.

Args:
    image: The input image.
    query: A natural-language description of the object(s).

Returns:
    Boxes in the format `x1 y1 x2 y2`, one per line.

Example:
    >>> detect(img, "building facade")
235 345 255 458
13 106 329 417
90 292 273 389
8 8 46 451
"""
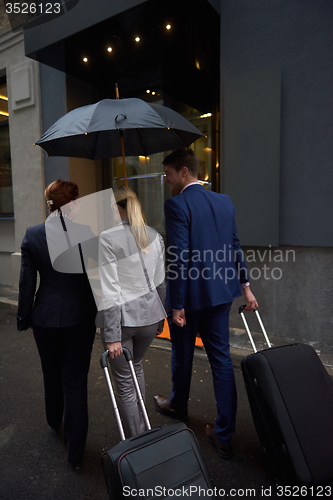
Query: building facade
0 0 332 347
0 5 44 288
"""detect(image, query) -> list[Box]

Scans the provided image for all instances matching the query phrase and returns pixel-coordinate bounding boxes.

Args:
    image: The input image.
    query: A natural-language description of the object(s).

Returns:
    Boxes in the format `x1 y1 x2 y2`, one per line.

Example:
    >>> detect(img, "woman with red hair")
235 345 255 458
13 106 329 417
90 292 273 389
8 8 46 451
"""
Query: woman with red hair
17 179 97 470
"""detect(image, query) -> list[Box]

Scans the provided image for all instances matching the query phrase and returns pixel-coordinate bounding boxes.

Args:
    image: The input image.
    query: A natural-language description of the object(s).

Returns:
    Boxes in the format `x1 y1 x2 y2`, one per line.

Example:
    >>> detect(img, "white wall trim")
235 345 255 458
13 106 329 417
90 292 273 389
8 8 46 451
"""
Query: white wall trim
0 30 24 53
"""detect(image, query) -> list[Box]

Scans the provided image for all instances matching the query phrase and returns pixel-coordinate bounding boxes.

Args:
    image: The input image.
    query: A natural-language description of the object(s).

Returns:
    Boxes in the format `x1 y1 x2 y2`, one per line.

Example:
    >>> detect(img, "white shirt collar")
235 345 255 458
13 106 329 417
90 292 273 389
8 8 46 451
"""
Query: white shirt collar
180 181 201 194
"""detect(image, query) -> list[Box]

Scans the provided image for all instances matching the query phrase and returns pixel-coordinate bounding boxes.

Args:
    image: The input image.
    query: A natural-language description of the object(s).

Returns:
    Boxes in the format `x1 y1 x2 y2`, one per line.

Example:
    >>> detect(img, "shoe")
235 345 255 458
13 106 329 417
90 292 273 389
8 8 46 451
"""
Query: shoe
204 423 232 459
48 425 60 434
154 395 188 420
47 418 62 433
69 460 83 472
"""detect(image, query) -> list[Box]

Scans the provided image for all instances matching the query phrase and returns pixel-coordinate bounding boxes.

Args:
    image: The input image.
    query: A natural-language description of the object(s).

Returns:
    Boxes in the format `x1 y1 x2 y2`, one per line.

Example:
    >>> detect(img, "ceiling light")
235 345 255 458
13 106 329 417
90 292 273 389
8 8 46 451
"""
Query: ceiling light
152 91 156 95
83 57 88 63
0 95 8 101
146 90 151 94
0 111 9 116
135 37 141 43
200 113 212 118
107 47 113 53
166 24 172 30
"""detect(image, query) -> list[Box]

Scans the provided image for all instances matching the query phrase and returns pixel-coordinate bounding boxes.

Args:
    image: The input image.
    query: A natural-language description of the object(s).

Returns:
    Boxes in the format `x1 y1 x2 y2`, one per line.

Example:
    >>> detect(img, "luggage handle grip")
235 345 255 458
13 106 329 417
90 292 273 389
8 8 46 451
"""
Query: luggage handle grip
238 305 272 353
238 305 248 314
127 426 162 442
100 346 132 369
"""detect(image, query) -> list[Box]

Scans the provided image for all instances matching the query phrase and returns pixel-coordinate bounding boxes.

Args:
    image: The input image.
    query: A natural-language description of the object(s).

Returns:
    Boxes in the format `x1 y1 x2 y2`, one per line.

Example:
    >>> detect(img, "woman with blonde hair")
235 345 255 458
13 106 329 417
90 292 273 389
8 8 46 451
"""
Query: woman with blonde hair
17 179 97 470
98 186 166 437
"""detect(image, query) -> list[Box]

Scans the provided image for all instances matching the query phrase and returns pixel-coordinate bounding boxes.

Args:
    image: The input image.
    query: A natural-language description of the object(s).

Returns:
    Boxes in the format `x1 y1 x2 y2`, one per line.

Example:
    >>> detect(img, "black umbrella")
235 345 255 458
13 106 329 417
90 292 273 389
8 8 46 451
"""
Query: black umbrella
35 88 204 185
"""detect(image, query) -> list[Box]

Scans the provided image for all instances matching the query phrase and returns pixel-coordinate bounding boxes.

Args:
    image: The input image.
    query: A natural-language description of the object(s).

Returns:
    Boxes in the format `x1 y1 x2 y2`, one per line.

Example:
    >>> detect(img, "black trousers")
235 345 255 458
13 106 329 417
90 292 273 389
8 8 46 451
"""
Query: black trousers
33 320 96 464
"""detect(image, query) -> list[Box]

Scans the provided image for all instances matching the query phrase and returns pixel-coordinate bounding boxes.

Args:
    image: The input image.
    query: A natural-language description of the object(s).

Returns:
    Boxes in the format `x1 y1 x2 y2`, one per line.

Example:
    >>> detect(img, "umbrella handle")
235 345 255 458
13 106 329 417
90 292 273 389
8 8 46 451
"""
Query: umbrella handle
114 85 127 185
120 133 127 186
114 114 128 186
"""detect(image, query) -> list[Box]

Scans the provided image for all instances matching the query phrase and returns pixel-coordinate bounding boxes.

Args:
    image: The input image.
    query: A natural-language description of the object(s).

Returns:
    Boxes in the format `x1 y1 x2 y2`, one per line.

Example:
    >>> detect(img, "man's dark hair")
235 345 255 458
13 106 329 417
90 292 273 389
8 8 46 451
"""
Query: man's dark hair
163 148 199 177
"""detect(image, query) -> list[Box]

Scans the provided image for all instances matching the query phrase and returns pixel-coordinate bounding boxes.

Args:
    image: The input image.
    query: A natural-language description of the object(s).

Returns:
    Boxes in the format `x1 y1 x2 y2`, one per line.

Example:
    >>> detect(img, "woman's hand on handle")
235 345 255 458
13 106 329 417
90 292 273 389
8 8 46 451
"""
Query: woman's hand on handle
107 341 123 359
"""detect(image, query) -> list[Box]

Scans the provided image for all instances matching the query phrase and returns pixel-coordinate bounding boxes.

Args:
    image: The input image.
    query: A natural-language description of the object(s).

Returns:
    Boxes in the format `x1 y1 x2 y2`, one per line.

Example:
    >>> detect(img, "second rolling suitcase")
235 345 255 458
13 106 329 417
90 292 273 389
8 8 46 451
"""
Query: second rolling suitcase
100 348 214 499
239 306 333 486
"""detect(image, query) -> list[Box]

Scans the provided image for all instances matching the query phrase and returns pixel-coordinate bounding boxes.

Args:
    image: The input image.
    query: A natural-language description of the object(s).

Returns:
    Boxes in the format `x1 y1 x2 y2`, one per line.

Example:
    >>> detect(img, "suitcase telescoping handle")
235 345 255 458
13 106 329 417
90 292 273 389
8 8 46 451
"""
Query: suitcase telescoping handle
238 306 272 353
100 347 151 442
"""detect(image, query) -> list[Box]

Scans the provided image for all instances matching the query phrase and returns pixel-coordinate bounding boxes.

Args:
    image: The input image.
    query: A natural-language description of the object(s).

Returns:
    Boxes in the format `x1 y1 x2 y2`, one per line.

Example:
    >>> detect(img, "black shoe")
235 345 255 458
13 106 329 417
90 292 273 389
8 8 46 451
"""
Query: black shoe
48 425 60 434
154 395 188 420
47 417 62 433
69 460 83 472
205 423 232 459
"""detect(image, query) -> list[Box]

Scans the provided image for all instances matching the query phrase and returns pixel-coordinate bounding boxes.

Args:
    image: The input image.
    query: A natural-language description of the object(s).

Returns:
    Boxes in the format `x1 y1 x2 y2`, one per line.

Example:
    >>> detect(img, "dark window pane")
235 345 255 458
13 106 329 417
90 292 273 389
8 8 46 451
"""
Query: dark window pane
0 80 13 217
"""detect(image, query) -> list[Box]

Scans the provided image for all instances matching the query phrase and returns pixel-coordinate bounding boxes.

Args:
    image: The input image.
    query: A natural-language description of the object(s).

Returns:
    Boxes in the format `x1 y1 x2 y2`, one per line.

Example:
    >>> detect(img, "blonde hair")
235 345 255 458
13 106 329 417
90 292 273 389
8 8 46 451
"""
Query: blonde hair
114 186 149 252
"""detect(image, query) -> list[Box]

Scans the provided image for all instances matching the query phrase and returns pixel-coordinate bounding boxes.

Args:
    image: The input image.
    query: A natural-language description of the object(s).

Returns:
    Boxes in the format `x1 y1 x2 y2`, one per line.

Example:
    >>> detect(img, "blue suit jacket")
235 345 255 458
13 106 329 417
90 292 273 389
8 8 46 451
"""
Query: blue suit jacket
17 220 97 331
164 184 248 312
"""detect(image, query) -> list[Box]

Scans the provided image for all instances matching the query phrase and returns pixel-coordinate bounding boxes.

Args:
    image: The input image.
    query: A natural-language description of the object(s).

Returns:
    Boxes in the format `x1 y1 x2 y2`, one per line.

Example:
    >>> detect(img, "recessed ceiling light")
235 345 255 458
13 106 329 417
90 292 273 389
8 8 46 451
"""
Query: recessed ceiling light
166 24 172 30
135 36 141 43
83 57 88 63
107 47 113 53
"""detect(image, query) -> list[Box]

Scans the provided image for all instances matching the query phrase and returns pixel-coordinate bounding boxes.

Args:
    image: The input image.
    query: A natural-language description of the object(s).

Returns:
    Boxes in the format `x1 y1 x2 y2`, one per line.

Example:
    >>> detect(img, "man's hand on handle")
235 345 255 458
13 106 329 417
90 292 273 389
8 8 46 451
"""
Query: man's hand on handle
242 286 259 311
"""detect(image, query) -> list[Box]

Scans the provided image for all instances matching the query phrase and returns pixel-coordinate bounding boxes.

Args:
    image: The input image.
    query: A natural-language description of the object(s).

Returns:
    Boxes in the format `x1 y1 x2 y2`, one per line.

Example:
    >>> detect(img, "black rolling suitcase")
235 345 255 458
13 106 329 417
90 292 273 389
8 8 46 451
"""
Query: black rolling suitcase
239 306 333 486
100 348 213 499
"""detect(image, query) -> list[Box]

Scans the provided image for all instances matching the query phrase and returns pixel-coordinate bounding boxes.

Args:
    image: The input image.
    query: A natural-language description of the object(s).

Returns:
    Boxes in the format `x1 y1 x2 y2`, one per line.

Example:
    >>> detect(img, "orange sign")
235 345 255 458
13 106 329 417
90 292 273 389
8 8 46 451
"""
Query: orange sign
157 319 204 347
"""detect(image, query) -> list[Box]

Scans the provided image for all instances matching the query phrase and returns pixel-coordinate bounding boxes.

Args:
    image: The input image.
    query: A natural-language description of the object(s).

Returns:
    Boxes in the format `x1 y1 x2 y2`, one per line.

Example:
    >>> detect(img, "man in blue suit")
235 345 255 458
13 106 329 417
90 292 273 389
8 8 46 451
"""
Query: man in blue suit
154 149 258 459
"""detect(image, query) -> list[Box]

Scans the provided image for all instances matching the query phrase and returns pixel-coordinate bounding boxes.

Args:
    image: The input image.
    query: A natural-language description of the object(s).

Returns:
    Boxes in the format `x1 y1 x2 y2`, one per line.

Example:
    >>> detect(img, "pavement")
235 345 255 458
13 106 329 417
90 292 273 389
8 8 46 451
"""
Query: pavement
2 284 333 377
1 287 333 499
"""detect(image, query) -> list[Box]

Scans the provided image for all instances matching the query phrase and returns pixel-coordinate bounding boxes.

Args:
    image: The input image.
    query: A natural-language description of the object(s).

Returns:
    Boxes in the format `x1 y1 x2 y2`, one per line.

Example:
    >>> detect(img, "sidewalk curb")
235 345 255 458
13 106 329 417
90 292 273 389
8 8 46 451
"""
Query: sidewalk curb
0 297 18 313
151 336 333 379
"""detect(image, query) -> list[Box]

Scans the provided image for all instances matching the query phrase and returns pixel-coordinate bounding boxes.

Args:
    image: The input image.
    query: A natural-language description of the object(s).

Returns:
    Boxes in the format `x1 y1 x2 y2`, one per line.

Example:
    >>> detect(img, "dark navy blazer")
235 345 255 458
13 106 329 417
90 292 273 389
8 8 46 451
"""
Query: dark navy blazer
164 184 248 313
17 220 97 331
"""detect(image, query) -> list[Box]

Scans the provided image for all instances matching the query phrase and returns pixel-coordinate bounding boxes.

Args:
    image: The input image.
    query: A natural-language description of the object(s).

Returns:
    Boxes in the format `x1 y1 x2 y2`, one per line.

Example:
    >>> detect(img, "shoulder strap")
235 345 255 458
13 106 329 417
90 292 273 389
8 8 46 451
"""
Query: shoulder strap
137 248 152 291
122 222 153 291
59 211 86 274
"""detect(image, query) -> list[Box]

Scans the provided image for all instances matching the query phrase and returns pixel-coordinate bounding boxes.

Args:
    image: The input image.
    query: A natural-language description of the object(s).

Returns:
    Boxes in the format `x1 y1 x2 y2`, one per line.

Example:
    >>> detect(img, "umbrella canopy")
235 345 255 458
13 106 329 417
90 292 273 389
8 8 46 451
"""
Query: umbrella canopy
35 98 204 159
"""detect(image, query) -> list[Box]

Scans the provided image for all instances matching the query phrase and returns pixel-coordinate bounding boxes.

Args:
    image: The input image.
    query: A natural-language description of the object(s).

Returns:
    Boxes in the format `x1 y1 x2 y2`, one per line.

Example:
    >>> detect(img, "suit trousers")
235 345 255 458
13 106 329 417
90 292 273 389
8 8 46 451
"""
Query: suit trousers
169 302 237 444
33 320 96 464
106 322 160 438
